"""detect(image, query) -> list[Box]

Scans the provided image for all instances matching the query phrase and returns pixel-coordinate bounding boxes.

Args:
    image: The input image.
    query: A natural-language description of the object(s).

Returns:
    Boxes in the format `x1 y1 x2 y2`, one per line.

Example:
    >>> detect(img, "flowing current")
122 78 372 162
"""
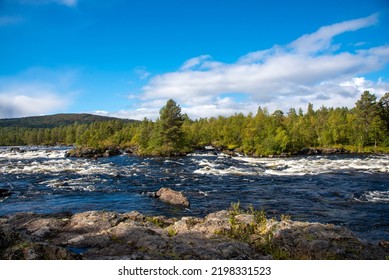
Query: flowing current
0 146 388 242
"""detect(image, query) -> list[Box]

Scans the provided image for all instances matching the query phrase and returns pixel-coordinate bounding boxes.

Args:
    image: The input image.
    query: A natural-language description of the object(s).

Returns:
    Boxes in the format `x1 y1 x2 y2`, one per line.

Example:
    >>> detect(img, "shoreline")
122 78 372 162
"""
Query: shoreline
0 208 388 260
54 145 389 158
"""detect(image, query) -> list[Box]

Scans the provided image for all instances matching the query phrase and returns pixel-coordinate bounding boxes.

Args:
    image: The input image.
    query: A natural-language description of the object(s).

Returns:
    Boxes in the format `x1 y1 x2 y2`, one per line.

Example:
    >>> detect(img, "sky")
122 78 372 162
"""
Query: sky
1 0 389 120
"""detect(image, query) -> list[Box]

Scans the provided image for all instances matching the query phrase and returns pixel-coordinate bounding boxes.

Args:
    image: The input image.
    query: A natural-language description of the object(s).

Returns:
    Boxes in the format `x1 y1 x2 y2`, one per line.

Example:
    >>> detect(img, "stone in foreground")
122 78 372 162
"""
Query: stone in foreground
0 210 387 260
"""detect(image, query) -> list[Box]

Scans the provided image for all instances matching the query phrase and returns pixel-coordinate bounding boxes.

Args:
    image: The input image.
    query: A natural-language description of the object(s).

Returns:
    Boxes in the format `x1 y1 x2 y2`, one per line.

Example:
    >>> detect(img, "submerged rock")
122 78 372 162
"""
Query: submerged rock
0 210 387 260
10 147 24 153
0 189 11 198
298 147 349 155
156 187 190 207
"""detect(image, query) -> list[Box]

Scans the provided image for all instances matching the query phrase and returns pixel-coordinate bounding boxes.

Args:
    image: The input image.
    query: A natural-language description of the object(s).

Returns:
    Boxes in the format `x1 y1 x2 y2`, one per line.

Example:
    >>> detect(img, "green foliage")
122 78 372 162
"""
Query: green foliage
225 202 291 259
280 214 291 221
1 93 388 155
146 217 166 228
167 227 178 237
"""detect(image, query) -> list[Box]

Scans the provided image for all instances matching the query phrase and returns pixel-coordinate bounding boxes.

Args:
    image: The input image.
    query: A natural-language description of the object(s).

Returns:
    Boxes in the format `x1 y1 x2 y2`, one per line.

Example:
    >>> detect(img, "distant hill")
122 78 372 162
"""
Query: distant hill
0 113 136 128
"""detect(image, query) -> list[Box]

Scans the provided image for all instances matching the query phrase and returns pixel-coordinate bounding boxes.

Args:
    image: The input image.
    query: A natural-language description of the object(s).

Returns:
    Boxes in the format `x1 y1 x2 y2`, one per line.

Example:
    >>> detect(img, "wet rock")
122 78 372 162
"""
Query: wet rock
156 187 190 207
299 148 320 155
379 240 389 248
298 147 349 156
65 147 121 158
142 191 157 198
0 189 11 197
103 148 121 157
320 148 349 155
10 147 24 153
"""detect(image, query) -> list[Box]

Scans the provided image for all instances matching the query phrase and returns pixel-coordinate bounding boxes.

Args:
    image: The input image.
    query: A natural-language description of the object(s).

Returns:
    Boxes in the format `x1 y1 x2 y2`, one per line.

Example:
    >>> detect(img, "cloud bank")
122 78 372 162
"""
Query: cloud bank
0 89 69 119
123 13 389 120
0 68 76 118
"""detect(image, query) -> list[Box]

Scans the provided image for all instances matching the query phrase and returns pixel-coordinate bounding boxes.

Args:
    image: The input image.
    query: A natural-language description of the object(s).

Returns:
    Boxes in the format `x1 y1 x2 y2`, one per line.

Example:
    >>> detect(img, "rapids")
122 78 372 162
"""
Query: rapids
0 146 388 242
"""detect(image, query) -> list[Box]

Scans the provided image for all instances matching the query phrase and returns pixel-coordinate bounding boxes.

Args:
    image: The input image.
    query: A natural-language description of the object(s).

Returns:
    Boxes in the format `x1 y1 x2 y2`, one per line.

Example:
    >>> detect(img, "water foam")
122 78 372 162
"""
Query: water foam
354 191 389 203
0 147 66 159
191 154 389 176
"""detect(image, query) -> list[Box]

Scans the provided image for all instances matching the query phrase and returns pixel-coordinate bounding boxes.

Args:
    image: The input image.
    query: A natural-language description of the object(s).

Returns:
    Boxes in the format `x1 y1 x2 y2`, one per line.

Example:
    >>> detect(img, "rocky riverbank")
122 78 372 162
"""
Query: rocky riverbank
63 145 364 159
65 147 122 158
1 207 387 260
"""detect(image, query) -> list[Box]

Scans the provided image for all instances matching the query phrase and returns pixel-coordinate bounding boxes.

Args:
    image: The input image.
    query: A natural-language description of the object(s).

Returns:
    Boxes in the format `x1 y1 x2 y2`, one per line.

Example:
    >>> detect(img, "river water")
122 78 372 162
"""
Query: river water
0 146 388 242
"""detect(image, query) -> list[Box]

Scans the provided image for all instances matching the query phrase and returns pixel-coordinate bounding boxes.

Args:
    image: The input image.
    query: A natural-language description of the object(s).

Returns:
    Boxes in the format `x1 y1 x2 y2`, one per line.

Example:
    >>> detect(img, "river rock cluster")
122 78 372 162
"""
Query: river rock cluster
0 209 387 260
65 147 122 158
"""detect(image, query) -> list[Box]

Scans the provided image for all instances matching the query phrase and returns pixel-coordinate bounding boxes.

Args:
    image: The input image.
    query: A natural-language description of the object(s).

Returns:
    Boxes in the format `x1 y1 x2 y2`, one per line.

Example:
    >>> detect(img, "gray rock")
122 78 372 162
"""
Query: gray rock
0 209 387 260
298 147 349 155
65 147 121 158
156 187 190 207
0 189 11 197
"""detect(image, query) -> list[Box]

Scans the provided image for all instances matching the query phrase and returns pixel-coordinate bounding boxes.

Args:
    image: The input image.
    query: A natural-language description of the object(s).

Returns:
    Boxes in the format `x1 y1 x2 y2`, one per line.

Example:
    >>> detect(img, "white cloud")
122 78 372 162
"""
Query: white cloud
134 66 151 80
289 13 378 54
134 13 389 119
0 68 78 118
180 55 212 71
93 108 159 121
0 86 70 118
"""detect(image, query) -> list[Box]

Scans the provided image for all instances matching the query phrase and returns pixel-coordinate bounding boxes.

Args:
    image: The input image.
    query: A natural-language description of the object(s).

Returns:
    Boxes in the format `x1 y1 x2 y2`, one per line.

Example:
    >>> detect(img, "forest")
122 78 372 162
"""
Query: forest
0 113 127 128
1 91 388 156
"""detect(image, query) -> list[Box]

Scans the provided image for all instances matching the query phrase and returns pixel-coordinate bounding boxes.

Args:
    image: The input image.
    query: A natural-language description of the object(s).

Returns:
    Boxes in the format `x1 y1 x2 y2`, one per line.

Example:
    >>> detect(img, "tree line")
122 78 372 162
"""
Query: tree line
1 91 388 156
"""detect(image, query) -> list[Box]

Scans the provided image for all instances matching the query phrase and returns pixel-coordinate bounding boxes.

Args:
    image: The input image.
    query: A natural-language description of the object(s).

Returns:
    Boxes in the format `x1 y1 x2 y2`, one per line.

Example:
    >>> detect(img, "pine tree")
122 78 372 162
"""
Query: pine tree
355 91 383 147
157 99 186 156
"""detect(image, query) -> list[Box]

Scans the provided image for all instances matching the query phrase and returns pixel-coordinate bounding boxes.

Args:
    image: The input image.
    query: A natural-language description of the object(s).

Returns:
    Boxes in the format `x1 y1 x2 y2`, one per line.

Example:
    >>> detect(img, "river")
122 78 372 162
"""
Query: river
0 146 388 242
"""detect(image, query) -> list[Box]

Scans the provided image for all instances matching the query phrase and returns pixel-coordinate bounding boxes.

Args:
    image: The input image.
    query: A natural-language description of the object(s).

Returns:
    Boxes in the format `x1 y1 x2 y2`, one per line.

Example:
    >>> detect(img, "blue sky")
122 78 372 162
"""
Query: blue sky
1 0 389 120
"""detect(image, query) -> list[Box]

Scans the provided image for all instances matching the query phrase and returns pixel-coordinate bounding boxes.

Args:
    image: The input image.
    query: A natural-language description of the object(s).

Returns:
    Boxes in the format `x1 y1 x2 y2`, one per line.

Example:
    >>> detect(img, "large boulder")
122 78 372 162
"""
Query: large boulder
156 188 190 207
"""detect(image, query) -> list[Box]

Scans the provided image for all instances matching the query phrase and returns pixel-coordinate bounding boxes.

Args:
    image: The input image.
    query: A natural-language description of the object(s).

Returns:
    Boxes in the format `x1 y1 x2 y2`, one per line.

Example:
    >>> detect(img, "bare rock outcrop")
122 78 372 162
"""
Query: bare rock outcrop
0 209 387 260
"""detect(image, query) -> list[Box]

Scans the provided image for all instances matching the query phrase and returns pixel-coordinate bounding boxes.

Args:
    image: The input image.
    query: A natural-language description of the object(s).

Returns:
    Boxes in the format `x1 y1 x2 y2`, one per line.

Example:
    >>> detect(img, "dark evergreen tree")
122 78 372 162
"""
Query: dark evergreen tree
156 99 186 155
354 91 384 147
378 92 389 132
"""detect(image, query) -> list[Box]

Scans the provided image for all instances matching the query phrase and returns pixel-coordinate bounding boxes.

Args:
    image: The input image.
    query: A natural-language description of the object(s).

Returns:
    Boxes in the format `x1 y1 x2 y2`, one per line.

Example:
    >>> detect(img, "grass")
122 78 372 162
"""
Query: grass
280 214 291 222
224 202 291 259
146 217 166 228
167 227 177 237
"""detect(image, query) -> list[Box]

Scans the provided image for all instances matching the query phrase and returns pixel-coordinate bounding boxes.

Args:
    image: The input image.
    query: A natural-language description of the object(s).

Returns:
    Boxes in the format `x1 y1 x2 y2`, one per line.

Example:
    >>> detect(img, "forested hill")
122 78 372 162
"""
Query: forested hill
0 92 388 155
0 113 135 128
